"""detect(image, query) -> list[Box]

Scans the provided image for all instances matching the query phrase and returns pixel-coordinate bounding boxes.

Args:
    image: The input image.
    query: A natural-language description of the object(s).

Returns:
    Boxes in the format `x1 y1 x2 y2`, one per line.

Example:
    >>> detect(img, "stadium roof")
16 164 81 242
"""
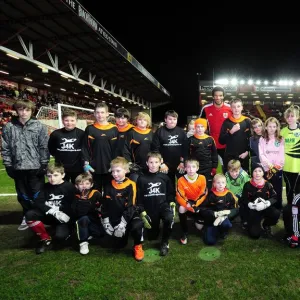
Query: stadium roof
0 0 171 109
200 79 300 106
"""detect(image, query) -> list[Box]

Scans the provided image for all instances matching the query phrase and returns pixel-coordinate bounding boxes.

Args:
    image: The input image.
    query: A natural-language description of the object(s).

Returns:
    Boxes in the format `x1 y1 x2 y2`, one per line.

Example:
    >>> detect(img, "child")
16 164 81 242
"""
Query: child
219 98 251 173
282 193 300 248
280 105 300 203
239 163 280 239
176 159 208 245
101 157 144 261
225 159 250 200
188 118 218 189
115 108 134 157
25 164 75 254
137 152 176 256
249 118 264 170
82 103 118 192
259 117 284 209
186 120 195 138
151 110 188 189
123 112 153 179
1 99 49 230
73 173 103 255
203 174 238 245
48 109 85 183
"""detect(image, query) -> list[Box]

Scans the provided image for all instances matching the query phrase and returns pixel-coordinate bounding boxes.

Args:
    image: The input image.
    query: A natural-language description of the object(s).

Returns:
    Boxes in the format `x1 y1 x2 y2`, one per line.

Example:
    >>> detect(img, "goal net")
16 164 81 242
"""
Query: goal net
36 103 115 133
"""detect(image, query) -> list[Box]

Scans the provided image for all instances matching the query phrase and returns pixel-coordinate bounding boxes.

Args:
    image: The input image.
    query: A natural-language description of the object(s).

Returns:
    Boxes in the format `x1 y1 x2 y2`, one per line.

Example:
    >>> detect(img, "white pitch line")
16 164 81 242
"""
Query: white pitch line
0 193 17 196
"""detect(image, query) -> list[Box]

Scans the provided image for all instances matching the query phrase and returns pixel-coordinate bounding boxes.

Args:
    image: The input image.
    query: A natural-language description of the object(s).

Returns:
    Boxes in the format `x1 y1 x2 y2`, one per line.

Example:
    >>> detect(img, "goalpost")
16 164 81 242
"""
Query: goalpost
36 103 114 133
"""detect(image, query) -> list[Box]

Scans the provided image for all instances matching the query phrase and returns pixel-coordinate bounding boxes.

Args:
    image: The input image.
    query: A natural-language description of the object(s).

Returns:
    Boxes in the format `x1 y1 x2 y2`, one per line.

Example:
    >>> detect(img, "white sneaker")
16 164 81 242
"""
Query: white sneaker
79 242 89 255
18 216 29 231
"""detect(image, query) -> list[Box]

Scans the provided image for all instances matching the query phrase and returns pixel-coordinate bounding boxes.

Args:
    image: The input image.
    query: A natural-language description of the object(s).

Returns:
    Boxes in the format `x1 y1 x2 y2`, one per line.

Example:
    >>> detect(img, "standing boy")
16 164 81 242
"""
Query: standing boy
82 103 118 191
1 100 49 230
48 109 84 183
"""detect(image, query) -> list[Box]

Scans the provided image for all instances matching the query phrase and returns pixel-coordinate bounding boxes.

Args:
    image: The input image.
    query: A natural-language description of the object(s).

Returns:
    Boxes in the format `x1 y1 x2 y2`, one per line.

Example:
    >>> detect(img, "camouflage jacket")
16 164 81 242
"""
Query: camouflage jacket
1 117 49 170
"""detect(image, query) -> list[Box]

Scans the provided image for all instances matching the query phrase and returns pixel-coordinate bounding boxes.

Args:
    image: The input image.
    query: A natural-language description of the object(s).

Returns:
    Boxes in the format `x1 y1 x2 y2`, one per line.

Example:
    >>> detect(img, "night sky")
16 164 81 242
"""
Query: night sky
77 7 300 125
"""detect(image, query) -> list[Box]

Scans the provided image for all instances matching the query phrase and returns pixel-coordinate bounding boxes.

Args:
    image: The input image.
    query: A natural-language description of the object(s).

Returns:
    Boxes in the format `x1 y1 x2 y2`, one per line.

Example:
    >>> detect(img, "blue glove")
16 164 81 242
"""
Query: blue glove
84 164 95 173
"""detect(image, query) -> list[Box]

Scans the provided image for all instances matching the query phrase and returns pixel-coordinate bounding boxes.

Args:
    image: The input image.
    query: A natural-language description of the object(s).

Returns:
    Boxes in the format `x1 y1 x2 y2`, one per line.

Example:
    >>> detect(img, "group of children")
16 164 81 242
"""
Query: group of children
1 94 300 262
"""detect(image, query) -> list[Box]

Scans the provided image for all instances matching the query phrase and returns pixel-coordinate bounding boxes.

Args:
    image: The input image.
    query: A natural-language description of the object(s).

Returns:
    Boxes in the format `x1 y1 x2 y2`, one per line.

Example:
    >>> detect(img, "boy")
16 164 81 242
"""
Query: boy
188 118 218 189
1 99 49 230
283 193 300 248
176 159 208 245
115 108 134 157
203 174 238 245
82 103 118 192
48 109 84 183
25 164 75 254
137 152 176 256
151 110 188 189
225 159 250 200
101 157 144 261
73 173 103 255
219 98 251 173
239 163 280 239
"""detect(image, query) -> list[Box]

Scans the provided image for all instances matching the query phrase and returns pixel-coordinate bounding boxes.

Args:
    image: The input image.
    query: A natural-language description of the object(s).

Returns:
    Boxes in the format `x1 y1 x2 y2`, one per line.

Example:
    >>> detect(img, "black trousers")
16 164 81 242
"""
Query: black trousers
65 171 82 184
147 203 174 244
110 216 144 248
224 153 249 174
198 169 213 190
241 206 280 239
283 172 300 204
25 208 70 240
283 204 299 236
76 215 104 242
92 173 111 193
14 170 45 215
179 209 211 234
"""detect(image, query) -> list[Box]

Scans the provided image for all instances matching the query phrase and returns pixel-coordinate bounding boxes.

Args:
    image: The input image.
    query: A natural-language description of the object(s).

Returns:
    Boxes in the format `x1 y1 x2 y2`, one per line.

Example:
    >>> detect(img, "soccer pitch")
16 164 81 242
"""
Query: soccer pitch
0 168 299 299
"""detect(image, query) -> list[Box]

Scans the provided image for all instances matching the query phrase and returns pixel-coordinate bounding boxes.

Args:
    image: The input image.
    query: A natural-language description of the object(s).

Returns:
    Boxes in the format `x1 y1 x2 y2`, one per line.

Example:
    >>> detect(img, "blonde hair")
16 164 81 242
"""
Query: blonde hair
135 112 151 128
110 157 130 172
75 173 93 185
264 117 282 142
227 159 241 171
47 163 64 175
284 105 300 121
185 158 199 168
251 118 264 138
213 174 226 183
230 98 243 106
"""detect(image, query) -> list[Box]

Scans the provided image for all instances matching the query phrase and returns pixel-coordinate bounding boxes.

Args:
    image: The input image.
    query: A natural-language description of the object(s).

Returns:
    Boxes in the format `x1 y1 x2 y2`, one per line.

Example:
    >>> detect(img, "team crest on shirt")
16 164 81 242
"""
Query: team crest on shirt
223 112 228 118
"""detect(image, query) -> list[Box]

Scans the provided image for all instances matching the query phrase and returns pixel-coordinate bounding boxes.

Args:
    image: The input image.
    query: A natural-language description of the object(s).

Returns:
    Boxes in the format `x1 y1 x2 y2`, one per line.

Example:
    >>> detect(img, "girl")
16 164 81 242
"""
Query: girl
280 105 300 204
249 118 264 170
259 117 285 209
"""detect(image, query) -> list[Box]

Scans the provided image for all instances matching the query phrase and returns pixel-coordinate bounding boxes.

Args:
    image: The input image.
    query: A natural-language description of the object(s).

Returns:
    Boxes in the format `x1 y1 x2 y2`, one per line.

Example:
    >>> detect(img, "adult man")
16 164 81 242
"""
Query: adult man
199 86 231 167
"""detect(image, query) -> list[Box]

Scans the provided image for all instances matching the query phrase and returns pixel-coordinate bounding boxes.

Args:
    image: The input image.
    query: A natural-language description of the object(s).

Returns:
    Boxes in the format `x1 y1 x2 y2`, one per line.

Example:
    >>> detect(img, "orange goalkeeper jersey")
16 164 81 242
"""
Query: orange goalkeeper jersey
176 174 207 208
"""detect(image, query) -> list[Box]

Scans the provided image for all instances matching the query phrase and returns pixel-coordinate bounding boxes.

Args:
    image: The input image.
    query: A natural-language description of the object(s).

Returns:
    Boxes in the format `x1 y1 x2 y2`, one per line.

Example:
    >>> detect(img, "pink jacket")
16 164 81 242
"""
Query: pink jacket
258 136 285 171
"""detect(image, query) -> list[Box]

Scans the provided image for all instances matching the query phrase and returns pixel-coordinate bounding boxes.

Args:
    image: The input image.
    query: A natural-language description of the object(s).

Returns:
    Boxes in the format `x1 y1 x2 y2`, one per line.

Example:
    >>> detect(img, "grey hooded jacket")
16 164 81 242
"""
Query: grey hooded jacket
1 117 50 170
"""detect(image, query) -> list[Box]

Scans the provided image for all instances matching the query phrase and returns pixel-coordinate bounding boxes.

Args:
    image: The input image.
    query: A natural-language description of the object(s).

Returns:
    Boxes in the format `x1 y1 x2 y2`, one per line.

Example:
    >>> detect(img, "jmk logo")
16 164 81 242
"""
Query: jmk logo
148 182 161 194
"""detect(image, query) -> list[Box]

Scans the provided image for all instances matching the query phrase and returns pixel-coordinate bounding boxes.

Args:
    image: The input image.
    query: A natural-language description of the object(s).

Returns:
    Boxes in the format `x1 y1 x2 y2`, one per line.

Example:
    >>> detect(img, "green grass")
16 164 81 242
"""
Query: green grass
0 168 298 299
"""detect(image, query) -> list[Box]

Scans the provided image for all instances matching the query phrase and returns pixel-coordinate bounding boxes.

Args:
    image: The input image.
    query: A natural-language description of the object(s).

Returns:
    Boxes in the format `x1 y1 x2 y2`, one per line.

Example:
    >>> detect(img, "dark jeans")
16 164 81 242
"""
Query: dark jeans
76 215 104 242
14 170 45 215
203 218 232 245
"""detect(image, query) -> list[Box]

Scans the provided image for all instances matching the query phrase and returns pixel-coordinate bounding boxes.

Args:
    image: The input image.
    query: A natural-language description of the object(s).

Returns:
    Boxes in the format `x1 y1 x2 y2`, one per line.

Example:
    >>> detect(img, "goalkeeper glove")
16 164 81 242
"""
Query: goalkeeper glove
113 216 127 238
213 216 227 226
47 208 70 223
248 202 256 210
255 199 271 211
36 164 48 177
83 164 95 173
101 217 114 236
214 210 231 217
5 166 15 179
170 202 176 218
140 211 152 229
286 235 298 248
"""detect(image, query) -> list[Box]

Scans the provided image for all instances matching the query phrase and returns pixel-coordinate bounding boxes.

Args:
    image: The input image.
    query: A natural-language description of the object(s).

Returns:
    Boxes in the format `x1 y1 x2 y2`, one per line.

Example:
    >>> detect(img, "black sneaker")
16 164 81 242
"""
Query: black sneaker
36 239 52 254
160 243 169 256
262 225 274 238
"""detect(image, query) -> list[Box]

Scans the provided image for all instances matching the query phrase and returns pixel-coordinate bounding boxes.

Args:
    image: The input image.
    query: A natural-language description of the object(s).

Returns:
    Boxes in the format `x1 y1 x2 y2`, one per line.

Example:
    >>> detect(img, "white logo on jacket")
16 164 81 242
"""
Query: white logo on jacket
145 182 165 197
60 138 76 150
45 194 64 207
